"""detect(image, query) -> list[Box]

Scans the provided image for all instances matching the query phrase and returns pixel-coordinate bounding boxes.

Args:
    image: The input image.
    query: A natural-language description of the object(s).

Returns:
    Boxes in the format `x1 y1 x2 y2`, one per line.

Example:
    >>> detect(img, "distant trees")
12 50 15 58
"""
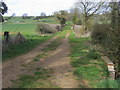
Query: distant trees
5 13 16 21
70 8 82 29
22 13 31 19
0 1 8 22
54 10 68 29
40 12 46 17
75 0 105 31
72 8 79 25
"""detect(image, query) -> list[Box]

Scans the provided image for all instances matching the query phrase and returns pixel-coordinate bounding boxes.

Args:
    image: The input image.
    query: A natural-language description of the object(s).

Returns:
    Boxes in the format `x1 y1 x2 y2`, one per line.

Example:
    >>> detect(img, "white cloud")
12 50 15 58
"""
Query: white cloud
3 0 76 16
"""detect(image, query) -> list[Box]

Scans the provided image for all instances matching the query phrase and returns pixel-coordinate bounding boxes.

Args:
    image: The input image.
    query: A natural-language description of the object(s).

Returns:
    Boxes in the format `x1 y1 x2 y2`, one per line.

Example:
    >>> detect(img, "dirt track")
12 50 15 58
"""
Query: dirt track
2 36 57 88
2 33 80 88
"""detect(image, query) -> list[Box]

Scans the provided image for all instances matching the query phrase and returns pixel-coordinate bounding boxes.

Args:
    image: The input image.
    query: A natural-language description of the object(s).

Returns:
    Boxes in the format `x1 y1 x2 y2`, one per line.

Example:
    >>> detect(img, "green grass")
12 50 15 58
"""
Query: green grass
34 58 39 61
2 23 36 34
2 17 59 35
13 68 58 88
96 79 119 88
69 31 109 88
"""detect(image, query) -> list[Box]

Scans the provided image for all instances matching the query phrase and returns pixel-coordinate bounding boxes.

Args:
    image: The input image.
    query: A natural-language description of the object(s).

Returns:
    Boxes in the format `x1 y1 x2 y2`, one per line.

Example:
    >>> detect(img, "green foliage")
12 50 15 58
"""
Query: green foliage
110 2 120 73
72 8 82 25
91 24 109 44
86 48 101 60
54 10 68 28
34 58 39 61
34 72 42 75
72 8 79 25
91 23 120 73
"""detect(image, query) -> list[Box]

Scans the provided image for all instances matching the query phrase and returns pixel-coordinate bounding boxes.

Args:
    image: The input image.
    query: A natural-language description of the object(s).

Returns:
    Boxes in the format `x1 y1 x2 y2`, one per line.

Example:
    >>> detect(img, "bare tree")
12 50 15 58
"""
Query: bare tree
76 0 105 31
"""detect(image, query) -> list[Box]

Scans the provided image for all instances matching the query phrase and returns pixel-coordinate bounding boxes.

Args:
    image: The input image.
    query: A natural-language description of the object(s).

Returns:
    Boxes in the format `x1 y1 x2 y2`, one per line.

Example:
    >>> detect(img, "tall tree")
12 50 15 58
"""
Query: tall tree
40 12 46 17
54 10 68 29
72 8 79 29
76 0 105 31
0 1 8 22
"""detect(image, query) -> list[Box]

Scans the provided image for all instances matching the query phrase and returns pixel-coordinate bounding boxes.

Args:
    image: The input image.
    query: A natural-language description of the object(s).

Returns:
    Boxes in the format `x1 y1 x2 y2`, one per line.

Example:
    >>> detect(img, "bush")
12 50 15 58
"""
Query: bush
91 24 110 45
91 23 120 75
86 48 101 59
36 24 61 34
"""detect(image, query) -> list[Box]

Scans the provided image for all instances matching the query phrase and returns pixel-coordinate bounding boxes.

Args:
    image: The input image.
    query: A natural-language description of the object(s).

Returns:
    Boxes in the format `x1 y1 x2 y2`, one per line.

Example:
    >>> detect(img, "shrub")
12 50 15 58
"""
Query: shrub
86 48 101 59
91 23 120 76
36 24 61 34
91 24 110 45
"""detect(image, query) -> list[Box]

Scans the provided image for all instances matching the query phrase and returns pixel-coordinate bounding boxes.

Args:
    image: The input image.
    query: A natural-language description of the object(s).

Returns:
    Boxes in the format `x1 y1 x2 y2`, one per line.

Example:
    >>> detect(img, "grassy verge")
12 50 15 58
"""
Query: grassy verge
69 31 116 88
2 34 54 61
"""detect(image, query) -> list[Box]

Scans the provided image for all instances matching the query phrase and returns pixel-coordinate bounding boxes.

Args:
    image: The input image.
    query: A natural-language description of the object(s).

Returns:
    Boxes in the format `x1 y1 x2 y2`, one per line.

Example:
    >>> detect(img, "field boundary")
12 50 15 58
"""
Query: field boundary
100 53 115 79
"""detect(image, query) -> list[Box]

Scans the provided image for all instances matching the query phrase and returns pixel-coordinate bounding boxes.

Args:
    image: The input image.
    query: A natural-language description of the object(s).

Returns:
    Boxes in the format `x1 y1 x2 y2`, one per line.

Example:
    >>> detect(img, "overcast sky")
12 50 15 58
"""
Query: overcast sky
3 0 76 16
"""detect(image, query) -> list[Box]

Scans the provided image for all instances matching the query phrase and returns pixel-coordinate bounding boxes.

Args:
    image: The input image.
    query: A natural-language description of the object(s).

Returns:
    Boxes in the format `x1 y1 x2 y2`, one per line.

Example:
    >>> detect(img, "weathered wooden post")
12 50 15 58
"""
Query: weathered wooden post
4 31 10 43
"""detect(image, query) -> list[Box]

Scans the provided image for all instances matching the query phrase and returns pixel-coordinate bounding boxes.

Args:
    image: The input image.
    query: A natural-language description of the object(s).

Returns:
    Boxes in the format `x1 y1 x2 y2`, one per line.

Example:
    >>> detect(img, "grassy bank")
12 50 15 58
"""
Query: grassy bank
68 31 118 88
2 34 54 61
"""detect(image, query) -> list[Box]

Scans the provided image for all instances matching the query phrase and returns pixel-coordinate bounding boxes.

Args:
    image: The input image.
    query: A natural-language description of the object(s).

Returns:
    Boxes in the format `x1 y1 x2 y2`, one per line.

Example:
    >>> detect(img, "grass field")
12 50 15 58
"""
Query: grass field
2 23 36 34
2 17 59 34
2 17 60 60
